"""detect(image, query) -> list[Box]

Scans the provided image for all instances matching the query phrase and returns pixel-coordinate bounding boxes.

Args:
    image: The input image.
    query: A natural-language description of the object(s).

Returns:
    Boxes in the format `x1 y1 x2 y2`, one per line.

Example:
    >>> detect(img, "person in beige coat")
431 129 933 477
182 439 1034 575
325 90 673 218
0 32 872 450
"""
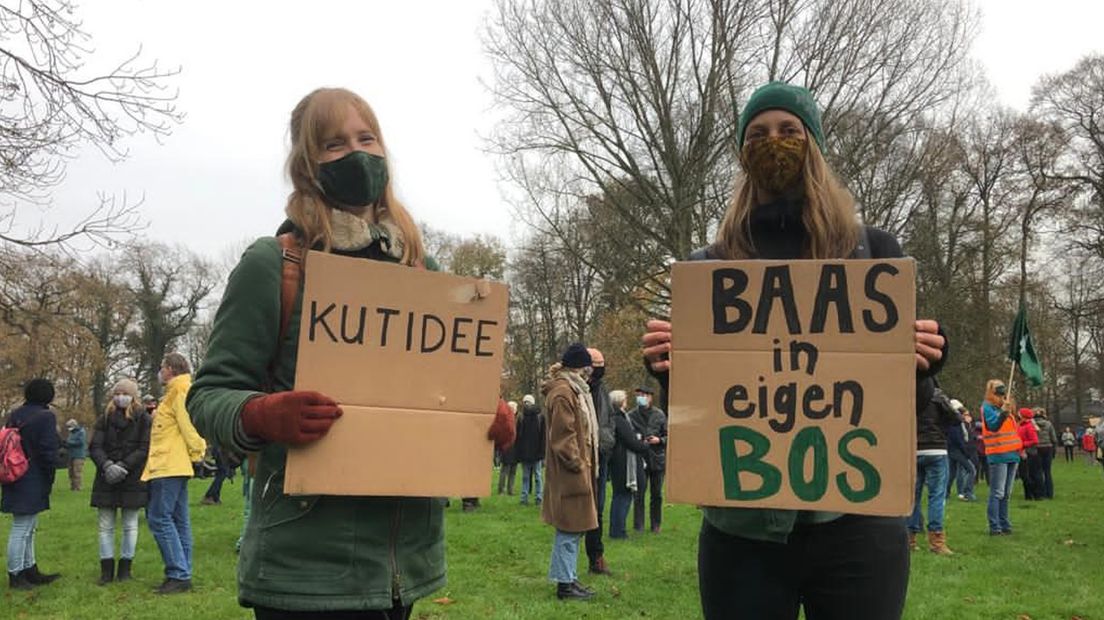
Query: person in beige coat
542 343 599 601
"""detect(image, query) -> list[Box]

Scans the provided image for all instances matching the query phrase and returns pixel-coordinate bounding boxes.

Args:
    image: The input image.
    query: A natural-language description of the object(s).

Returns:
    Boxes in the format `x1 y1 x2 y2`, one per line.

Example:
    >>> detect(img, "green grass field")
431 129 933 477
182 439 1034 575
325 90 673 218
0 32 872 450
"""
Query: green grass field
3 459 1101 619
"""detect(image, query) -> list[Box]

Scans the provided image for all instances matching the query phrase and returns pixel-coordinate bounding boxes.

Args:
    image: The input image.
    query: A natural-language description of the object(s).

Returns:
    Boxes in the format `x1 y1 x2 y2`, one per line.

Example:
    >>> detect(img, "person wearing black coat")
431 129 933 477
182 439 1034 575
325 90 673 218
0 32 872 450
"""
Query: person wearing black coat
89 378 152 585
629 386 667 533
515 395 546 505
2 378 62 590
607 391 651 539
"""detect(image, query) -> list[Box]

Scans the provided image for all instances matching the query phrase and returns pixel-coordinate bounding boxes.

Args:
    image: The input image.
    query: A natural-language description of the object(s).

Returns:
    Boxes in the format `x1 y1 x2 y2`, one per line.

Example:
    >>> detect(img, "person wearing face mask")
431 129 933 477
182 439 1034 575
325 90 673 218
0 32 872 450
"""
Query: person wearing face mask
583 347 616 575
89 378 151 585
642 82 948 620
186 88 514 619
629 386 666 534
541 343 599 601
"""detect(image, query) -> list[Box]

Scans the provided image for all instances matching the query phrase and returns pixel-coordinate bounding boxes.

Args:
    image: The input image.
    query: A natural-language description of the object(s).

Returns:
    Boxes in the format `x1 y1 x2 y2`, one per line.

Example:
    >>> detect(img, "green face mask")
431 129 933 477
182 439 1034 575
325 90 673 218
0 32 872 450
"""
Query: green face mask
317 151 389 208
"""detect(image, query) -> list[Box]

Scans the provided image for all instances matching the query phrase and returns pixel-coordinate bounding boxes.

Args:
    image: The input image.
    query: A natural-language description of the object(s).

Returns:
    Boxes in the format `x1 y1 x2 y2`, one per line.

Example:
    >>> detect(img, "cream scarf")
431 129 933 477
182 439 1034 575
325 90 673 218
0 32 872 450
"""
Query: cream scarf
329 208 405 260
560 369 599 471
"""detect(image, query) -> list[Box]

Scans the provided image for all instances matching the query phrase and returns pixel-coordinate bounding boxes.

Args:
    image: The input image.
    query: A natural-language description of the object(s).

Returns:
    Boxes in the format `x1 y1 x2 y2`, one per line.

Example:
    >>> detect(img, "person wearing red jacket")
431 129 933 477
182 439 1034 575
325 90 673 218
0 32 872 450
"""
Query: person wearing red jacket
1082 430 1098 466
1017 409 1042 500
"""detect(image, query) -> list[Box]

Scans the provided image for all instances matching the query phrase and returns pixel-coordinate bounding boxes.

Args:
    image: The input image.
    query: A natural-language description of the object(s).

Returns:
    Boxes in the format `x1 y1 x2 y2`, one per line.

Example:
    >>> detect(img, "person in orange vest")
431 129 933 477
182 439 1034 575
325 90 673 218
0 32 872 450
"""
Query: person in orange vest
981 380 1023 536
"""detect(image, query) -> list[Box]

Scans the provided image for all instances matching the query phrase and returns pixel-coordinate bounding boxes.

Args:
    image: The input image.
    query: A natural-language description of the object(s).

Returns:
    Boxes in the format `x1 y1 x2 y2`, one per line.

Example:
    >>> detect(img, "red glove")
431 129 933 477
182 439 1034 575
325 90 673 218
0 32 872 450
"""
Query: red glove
487 398 516 452
240 391 343 446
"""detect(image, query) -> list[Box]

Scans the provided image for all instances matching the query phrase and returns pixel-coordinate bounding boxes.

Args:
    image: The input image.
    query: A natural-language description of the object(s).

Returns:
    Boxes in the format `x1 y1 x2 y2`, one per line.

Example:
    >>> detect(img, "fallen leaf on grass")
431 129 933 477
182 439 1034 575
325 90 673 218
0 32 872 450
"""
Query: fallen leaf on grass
1018 614 1032 620
611 585 622 598
433 597 455 605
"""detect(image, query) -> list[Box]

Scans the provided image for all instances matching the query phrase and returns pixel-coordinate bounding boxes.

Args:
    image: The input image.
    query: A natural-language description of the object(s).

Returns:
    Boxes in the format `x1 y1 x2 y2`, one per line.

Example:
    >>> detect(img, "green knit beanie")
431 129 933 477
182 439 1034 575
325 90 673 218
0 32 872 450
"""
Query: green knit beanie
737 82 825 152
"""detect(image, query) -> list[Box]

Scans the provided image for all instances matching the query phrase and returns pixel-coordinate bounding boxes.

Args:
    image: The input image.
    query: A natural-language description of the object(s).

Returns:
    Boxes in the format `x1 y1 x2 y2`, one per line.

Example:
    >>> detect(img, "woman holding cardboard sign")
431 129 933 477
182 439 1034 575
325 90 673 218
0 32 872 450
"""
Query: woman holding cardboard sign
187 88 513 619
642 82 947 620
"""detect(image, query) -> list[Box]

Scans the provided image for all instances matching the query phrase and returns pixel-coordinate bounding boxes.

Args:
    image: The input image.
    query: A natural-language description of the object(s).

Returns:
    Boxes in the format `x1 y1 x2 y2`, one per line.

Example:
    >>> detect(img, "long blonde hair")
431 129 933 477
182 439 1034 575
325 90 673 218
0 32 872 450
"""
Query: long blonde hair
284 88 425 266
716 136 859 260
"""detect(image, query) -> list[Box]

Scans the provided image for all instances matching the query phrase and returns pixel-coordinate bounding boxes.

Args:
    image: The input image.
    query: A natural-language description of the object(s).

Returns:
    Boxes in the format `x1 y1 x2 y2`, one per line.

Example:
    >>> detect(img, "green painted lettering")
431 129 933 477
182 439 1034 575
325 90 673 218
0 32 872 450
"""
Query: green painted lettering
719 426 781 500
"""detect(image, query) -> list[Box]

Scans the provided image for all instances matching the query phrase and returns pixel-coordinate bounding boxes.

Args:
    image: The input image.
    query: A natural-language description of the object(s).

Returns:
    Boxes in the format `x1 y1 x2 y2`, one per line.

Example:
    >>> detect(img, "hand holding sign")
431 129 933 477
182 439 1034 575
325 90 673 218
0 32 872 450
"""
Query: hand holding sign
914 320 944 371
241 390 343 446
643 319 673 372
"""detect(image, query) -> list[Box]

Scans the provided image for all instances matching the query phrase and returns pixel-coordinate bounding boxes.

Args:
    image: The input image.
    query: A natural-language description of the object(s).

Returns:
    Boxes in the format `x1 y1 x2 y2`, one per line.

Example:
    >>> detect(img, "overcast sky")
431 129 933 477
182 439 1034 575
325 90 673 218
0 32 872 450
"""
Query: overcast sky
11 0 1104 261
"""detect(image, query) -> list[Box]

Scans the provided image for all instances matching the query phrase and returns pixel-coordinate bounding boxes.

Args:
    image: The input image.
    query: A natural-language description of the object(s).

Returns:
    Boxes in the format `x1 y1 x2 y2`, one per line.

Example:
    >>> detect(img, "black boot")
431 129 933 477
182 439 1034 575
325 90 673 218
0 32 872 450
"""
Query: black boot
8 571 34 591
98 558 115 585
556 581 594 601
22 564 60 585
116 558 132 582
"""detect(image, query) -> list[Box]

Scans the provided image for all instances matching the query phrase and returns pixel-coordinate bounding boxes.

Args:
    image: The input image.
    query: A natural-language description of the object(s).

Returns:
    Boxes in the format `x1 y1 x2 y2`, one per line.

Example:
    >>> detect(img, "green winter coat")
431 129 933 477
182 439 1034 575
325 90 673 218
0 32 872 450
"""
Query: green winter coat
187 237 446 612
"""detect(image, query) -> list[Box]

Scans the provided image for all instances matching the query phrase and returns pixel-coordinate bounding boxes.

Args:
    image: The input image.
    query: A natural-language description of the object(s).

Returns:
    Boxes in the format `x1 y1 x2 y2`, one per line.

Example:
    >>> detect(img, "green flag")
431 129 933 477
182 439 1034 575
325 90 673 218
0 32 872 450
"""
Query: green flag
1008 303 1044 387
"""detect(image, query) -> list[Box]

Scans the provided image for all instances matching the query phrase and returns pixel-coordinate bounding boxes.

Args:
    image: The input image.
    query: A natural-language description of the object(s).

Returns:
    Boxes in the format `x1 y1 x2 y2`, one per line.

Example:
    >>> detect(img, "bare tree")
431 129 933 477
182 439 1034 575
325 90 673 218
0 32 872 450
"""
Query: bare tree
1032 54 1104 261
486 0 980 310
0 0 181 248
123 242 215 395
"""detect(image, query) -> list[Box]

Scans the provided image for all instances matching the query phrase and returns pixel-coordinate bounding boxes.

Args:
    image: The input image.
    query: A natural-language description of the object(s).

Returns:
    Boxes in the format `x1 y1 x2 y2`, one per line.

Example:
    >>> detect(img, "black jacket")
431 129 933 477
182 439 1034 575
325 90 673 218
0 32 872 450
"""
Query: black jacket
1 403 59 515
609 412 650 492
629 405 668 472
514 404 546 463
89 408 152 509
917 389 959 451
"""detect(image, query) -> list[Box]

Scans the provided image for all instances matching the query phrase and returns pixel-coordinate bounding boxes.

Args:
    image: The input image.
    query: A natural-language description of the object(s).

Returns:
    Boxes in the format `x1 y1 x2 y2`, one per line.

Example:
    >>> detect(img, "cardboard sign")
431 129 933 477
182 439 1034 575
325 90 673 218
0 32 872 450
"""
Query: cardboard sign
667 259 916 515
284 251 508 497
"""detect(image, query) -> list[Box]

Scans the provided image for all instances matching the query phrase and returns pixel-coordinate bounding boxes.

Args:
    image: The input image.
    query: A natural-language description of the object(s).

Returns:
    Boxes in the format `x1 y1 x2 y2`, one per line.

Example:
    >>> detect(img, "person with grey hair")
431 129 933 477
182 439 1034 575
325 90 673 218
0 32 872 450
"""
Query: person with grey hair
607 389 651 539
141 353 207 594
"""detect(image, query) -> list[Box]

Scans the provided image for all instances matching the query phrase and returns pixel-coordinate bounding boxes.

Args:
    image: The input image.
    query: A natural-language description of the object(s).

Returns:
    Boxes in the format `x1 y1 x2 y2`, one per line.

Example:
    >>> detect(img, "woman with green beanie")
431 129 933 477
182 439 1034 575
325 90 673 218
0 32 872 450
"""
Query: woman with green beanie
642 82 948 619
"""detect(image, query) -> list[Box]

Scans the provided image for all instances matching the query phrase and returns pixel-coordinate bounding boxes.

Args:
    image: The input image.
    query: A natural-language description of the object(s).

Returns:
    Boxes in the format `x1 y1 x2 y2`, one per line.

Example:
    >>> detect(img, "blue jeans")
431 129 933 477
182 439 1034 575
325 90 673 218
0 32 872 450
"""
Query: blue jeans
6 513 37 573
609 489 633 538
520 460 543 504
947 451 976 499
548 529 582 583
907 454 948 533
148 476 193 580
987 461 1019 533
98 507 140 560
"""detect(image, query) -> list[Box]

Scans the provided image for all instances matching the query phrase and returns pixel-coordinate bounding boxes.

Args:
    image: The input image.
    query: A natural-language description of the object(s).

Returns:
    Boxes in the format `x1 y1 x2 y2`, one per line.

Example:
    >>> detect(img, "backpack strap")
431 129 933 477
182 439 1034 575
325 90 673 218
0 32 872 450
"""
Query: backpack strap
265 233 303 391
275 233 303 347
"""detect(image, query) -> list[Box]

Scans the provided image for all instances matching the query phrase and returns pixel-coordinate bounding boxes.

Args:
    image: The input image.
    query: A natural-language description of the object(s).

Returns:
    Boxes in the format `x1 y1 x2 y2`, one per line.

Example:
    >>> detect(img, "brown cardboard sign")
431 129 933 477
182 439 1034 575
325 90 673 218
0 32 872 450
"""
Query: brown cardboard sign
284 251 508 497
667 259 917 515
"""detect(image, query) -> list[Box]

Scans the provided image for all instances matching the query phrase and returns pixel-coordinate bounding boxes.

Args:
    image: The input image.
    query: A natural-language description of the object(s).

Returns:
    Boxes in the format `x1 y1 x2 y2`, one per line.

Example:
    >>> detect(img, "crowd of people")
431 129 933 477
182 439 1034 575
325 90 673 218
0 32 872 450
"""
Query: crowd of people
906 377 1104 557
2 353 210 594
2 82 1103 620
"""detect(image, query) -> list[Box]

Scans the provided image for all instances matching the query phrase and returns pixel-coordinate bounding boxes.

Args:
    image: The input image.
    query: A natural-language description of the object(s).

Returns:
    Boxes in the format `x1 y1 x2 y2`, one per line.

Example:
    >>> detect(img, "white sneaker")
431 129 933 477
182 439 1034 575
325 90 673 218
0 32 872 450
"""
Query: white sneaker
957 494 967 501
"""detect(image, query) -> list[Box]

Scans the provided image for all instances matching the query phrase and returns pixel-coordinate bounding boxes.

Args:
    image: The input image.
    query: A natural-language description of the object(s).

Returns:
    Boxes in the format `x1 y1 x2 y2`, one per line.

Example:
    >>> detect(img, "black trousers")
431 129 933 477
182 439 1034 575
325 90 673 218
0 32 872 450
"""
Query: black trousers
632 469 664 531
254 602 411 620
585 454 609 564
698 515 909 620
1064 445 1075 462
